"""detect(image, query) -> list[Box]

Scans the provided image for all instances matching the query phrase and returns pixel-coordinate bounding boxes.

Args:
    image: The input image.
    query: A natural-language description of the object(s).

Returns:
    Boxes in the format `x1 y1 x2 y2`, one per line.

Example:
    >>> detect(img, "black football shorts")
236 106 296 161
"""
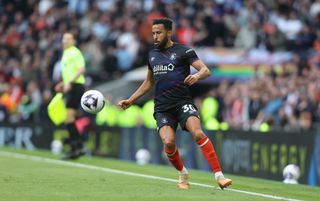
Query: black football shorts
154 102 200 132
65 83 85 109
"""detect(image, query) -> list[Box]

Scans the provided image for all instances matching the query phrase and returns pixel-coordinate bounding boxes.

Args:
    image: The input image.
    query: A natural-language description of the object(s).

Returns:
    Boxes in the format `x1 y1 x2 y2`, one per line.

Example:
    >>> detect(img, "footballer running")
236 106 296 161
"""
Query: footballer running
118 18 232 189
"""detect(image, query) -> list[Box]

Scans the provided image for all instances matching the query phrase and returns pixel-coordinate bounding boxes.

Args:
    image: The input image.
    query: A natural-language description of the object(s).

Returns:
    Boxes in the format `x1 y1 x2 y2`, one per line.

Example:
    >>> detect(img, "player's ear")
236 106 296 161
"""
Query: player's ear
167 30 172 37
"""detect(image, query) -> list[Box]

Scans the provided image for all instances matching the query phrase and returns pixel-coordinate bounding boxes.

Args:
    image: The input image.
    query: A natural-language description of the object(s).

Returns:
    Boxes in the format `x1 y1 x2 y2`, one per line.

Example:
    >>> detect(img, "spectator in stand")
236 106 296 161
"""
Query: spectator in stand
264 23 287 51
176 17 195 46
101 46 119 79
235 19 258 50
295 24 316 53
248 89 264 126
18 80 42 121
314 29 320 51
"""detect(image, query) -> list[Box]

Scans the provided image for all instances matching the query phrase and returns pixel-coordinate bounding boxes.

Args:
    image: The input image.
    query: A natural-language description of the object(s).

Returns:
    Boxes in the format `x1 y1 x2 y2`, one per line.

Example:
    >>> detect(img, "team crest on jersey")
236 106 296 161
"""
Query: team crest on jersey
151 57 155 62
169 53 177 60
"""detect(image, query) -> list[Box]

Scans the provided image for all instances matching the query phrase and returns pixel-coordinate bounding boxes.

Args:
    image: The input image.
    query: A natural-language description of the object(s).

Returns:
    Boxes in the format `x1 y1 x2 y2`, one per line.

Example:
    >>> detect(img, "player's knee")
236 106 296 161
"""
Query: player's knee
162 139 175 150
192 129 206 141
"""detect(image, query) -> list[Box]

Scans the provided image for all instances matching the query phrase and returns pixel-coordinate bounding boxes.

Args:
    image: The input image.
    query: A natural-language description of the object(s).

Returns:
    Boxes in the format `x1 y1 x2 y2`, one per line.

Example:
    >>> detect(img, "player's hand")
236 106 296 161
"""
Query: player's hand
117 99 132 110
184 74 199 86
54 81 64 92
63 83 71 93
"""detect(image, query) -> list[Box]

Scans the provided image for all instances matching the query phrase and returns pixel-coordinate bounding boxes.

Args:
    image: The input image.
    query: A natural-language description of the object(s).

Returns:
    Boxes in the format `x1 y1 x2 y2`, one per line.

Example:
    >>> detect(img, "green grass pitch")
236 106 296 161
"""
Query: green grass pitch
0 147 319 201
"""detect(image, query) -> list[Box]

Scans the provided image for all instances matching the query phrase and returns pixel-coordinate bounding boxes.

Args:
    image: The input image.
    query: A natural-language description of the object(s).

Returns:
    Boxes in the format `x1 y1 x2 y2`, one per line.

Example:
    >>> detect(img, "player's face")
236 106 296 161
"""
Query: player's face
152 24 171 49
62 33 75 49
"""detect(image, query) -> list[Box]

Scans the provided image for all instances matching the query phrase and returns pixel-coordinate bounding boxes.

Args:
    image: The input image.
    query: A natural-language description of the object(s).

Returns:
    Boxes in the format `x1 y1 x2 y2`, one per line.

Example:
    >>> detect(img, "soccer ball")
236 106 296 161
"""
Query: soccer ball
135 149 151 165
283 164 300 184
81 90 105 114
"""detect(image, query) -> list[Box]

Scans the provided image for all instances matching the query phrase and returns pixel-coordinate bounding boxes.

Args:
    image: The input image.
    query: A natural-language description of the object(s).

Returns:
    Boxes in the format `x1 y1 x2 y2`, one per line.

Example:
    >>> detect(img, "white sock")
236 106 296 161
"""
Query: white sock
178 166 188 175
214 171 224 181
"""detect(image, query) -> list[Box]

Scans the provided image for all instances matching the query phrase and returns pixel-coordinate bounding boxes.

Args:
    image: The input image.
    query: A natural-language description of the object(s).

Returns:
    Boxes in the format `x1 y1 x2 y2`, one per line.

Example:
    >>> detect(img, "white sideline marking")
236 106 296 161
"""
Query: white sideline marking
0 151 303 201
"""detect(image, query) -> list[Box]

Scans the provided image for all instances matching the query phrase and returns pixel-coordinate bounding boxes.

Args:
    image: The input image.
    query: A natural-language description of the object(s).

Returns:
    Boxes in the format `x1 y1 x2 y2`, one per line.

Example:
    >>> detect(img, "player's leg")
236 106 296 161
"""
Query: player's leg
178 103 231 189
185 116 232 189
155 112 189 189
159 125 183 170
159 125 189 189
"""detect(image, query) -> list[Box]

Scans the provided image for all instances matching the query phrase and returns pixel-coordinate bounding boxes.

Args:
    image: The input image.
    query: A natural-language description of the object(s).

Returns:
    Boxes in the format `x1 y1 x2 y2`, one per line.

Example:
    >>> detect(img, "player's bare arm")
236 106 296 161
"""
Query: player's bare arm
184 59 210 86
118 68 154 109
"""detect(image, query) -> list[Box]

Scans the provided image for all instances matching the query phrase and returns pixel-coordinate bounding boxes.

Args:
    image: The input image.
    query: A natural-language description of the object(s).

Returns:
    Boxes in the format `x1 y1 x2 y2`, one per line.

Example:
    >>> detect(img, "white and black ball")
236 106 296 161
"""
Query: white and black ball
81 90 105 114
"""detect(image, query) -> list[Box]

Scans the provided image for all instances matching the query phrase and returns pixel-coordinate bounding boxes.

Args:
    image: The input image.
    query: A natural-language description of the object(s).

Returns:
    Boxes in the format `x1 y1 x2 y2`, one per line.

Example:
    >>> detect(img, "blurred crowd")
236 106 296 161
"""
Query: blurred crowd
0 0 320 131
197 66 320 132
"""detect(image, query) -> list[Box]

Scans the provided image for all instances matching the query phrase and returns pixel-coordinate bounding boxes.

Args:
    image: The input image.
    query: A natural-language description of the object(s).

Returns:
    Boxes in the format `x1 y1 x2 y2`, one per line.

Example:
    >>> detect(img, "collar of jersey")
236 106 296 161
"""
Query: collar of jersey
156 43 176 51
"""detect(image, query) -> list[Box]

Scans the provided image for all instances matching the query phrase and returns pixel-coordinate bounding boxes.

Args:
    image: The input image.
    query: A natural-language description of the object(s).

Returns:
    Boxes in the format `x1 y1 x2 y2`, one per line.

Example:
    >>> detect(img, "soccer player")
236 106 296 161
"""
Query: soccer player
55 32 86 160
118 18 232 189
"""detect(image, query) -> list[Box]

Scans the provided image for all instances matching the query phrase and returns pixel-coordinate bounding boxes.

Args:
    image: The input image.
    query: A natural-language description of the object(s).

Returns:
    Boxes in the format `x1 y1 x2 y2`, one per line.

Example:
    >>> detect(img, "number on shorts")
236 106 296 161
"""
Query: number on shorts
182 104 196 113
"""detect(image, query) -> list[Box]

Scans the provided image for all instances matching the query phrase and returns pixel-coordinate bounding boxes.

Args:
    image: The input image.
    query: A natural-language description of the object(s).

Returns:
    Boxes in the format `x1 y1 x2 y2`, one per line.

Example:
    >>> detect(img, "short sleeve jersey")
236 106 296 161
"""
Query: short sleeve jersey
61 46 86 85
148 43 199 112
